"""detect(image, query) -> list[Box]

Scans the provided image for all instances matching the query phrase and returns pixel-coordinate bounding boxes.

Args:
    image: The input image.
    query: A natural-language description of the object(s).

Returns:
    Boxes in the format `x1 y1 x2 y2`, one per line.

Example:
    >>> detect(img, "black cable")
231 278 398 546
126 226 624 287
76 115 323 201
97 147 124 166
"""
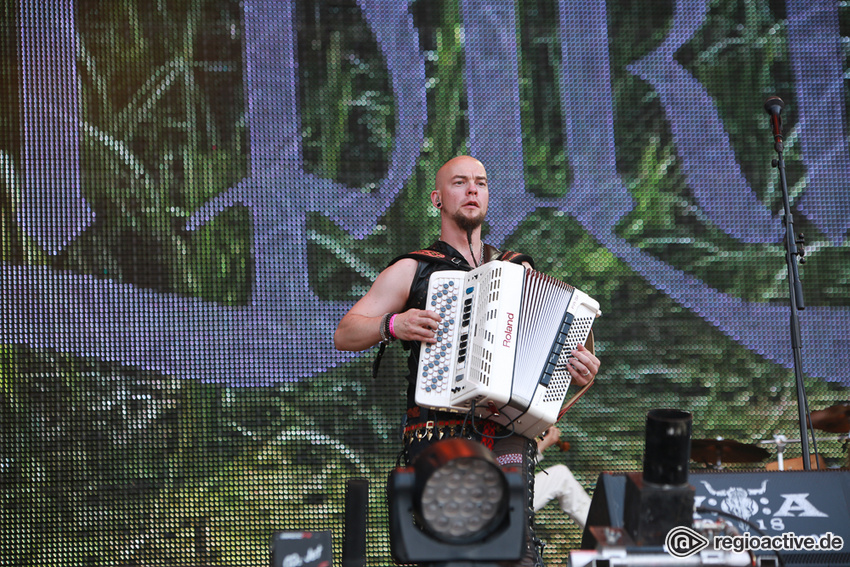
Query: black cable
804 397 822 470
466 228 479 267
696 506 785 567
466 401 516 441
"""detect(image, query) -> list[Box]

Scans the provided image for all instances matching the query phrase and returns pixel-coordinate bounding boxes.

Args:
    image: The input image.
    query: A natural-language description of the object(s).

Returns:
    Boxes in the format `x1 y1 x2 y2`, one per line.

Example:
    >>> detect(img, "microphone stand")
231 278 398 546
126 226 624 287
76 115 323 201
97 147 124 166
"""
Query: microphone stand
768 104 814 470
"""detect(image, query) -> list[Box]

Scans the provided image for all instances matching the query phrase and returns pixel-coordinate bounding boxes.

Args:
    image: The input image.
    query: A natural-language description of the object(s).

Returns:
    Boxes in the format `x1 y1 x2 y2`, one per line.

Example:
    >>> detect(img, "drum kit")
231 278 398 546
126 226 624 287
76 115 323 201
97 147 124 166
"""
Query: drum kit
689 402 850 470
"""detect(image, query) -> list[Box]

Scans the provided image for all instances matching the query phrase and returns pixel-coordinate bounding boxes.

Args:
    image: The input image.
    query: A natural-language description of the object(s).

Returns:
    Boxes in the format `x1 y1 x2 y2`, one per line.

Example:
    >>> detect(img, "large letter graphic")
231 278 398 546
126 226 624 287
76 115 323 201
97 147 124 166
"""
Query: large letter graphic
576 0 850 383
5 0 426 383
19 0 94 255
787 0 850 246
627 0 783 244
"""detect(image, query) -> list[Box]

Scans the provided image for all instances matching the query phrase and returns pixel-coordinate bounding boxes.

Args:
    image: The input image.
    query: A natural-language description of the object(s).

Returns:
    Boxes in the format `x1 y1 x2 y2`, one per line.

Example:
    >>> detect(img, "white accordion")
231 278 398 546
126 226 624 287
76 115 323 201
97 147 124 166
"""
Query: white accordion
415 260 601 438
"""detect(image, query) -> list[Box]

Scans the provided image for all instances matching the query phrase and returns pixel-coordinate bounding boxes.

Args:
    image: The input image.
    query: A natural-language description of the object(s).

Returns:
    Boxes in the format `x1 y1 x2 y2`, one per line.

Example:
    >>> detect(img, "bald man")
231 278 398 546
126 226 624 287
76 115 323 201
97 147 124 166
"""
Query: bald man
334 156 600 566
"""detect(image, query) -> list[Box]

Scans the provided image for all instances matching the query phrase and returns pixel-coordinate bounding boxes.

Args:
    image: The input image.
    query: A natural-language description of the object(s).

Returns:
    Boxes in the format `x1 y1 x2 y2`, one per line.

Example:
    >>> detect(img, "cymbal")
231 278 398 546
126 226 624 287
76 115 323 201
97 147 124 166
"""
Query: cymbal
809 403 850 433
691 438 771 464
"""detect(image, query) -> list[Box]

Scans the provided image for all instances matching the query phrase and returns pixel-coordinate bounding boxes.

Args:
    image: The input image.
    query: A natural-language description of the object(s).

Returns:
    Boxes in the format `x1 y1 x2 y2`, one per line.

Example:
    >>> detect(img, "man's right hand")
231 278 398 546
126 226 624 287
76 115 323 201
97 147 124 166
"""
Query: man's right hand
537 425 563 452
391 309 443 343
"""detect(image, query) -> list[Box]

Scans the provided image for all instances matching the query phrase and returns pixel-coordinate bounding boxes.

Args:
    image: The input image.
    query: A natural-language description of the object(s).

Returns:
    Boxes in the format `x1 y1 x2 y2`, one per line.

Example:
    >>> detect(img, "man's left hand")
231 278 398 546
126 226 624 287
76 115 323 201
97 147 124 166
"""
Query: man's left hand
568 343 599 386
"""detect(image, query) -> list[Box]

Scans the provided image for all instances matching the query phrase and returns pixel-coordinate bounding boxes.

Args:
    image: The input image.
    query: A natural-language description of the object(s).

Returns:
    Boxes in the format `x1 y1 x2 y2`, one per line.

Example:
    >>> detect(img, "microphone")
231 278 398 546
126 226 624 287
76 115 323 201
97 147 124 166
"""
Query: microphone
764 96 785 148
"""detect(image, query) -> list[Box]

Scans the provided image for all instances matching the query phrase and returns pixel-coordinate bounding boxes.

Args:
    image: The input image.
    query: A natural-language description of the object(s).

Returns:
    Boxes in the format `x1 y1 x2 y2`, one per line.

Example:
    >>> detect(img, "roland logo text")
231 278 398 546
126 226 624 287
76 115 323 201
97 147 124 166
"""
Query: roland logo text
503 312 515 347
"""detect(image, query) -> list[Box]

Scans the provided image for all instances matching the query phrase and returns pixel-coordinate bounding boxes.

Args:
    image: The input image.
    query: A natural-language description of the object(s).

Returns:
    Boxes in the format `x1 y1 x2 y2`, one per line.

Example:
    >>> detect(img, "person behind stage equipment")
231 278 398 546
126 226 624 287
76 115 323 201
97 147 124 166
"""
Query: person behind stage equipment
534 425 592 529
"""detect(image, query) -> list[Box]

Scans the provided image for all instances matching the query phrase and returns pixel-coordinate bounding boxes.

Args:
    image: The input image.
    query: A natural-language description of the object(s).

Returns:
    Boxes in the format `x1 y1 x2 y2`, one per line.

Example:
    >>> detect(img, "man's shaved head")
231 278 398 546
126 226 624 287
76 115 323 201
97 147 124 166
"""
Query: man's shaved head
434 156 485 190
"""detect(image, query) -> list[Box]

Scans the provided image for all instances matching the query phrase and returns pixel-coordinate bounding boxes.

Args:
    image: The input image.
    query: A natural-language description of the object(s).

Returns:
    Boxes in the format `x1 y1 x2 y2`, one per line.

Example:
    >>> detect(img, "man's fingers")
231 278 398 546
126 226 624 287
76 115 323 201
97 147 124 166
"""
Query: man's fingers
395 310 441 342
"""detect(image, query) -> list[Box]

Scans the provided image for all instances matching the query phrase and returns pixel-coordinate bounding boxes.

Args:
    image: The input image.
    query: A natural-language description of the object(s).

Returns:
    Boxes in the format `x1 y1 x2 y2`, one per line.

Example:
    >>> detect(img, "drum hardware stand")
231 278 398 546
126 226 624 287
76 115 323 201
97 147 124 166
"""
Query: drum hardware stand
760 433 849 469
765 97 817 470
770 434 788 471
759 434 793 471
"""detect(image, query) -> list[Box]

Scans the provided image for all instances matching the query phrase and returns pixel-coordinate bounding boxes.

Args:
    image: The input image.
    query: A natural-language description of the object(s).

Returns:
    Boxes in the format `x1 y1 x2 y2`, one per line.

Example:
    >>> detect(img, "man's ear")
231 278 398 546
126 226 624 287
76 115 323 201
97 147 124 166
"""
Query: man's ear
430 190 441 208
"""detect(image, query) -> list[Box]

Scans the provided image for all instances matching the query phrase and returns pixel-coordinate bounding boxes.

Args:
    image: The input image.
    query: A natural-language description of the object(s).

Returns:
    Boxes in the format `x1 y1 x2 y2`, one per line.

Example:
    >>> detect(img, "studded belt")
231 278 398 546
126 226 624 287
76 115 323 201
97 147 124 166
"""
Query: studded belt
402 418 513 445
402 420 474 444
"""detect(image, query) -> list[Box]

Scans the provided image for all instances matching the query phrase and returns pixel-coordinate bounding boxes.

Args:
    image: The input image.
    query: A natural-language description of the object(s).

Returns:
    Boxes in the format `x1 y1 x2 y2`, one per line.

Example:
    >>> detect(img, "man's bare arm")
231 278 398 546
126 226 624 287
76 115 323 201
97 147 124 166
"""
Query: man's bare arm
334 259 442 352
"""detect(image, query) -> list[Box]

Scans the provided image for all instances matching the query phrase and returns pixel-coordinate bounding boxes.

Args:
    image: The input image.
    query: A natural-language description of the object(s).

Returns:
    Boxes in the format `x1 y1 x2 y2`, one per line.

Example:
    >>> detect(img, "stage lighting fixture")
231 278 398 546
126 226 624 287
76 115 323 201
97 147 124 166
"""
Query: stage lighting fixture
388 438 527 566
415 439 507 541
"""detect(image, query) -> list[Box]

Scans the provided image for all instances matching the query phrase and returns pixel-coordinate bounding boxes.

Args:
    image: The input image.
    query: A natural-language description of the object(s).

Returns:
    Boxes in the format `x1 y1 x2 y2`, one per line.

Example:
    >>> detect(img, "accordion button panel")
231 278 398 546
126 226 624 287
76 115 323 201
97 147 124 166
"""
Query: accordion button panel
420 281 460 395
415 272 471 413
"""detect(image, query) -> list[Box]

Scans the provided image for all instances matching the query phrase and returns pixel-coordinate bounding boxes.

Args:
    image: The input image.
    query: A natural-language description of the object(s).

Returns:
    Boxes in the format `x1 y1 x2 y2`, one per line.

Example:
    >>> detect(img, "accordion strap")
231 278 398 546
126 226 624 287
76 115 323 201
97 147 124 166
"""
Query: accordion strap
493 249 534 267
389 248 462 269
558 375 595 421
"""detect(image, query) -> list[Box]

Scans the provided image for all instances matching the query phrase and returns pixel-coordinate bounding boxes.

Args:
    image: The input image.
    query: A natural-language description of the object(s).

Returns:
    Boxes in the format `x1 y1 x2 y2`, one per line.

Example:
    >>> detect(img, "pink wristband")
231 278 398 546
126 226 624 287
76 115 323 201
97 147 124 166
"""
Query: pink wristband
389 313 398 339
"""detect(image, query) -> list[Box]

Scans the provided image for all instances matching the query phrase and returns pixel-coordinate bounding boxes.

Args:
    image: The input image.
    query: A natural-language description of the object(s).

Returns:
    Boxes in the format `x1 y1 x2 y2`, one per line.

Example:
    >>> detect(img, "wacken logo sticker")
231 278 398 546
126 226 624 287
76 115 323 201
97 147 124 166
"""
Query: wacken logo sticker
698 479 829 533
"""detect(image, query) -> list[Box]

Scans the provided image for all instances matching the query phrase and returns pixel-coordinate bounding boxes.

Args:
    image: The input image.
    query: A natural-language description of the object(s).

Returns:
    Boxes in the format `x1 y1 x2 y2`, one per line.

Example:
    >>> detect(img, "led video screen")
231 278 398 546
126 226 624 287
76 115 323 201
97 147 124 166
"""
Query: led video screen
2 1 849 565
